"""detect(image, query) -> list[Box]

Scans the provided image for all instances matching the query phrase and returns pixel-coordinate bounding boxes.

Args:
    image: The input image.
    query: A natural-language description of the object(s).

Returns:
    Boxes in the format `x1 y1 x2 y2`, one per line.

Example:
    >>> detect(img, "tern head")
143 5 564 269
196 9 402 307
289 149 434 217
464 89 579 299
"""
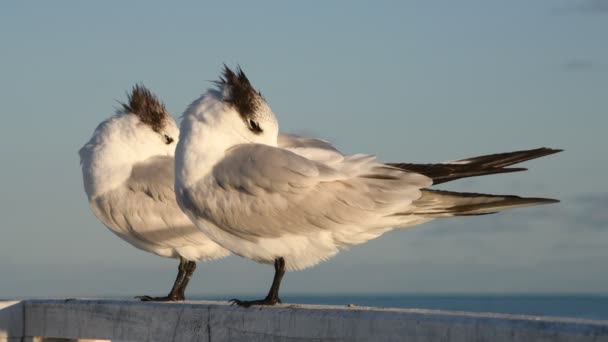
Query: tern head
80 84 179 197
81 84 179 157
82 84 180 166
190 65 279 147
120 84 179 153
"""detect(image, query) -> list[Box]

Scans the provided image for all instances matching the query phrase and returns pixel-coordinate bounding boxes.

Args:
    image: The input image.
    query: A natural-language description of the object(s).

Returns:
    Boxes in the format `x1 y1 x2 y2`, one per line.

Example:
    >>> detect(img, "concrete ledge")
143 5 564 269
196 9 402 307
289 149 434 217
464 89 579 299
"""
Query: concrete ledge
1 299 607 341
0 301 23 342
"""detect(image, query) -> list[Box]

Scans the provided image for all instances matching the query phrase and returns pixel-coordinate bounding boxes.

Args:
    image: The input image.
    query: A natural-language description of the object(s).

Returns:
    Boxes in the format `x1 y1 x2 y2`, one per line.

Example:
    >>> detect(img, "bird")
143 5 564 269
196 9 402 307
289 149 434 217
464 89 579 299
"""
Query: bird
79 84 230 301
174 65 562 307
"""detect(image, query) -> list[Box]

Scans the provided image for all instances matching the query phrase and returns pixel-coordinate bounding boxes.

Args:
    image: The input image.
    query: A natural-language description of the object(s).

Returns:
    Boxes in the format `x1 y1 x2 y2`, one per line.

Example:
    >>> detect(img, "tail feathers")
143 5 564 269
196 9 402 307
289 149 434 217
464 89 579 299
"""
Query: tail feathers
387 147 562 185
398 189 559 217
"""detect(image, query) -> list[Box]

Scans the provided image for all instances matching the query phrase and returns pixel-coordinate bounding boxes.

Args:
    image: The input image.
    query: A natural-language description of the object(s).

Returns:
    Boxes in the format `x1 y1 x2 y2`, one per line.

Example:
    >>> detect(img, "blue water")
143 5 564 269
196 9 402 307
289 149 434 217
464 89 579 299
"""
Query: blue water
199 294 608 321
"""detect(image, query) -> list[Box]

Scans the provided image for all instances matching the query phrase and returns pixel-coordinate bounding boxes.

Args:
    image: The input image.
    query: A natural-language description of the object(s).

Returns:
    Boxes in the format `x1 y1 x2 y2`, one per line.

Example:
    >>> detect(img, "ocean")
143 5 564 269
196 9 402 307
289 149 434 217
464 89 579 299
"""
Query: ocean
199 294 608 321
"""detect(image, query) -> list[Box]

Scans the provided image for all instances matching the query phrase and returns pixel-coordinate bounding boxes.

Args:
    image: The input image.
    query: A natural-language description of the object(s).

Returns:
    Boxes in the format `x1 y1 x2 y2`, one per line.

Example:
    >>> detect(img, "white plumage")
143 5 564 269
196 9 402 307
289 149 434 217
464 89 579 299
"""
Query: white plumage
179 142 431 271
79 85 229 301
174 66 559 306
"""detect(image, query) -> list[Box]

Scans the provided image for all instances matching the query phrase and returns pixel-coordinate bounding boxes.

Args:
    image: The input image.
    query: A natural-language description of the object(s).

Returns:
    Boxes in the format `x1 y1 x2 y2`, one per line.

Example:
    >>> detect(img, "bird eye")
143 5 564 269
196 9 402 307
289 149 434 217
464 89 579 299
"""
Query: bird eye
247 118 263 134
163 134 174 145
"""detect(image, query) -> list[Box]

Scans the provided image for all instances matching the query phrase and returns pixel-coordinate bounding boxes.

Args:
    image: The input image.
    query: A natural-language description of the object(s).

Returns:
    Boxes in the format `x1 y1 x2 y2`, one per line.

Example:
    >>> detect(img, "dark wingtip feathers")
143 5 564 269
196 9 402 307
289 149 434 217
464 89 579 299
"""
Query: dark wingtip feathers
455 147 563 167
389 147 563 185
542 147 564 154
121 84 169 133
407 189 560 217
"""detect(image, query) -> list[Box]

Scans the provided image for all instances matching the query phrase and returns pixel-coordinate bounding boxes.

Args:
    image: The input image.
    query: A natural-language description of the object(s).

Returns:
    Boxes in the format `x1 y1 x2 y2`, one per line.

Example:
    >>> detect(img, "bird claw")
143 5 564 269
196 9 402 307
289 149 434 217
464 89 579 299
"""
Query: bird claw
229 298 252 307
228 297 281 307
135 295 183 302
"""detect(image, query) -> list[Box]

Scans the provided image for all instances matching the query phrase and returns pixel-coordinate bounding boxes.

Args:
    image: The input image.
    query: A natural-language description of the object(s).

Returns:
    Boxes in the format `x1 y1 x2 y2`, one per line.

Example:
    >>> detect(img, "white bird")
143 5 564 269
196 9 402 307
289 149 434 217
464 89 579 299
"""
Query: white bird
79 84 229 301
174 66 561 307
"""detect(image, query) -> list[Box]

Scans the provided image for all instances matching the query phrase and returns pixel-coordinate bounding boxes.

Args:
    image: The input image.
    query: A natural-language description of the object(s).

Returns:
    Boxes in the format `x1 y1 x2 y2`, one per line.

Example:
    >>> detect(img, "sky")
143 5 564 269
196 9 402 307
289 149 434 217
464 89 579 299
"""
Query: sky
0 0 606 299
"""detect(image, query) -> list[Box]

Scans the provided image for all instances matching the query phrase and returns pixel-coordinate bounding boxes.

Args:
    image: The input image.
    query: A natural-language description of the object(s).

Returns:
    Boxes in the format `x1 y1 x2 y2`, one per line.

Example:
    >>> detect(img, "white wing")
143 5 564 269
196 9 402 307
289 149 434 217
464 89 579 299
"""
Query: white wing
277 133 341 153
186 144 432 243
277 133 344 165
91 156 227 260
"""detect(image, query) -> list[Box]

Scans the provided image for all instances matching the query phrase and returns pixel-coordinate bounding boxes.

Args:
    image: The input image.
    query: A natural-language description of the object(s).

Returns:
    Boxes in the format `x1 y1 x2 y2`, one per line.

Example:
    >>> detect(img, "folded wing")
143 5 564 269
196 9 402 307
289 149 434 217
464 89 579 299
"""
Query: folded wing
95 156 211 248
278 133 344 165
185 144 432 241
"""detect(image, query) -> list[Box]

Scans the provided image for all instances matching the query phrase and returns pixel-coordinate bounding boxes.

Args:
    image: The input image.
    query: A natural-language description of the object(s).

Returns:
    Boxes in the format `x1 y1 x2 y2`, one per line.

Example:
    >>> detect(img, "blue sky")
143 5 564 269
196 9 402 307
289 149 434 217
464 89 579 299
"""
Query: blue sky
0 0 606 298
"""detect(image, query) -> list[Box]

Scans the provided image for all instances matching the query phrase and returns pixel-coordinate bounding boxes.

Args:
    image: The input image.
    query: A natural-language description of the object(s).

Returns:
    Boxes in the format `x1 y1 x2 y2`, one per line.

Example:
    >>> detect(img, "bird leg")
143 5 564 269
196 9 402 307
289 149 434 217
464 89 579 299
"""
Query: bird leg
136 257 193 302
176 260 197 300
230 257 285 307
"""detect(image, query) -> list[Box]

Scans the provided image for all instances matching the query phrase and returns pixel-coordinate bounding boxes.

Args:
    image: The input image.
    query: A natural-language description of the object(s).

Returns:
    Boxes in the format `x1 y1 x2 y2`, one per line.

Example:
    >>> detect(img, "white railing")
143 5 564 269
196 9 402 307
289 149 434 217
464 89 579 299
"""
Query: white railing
1 299 608 341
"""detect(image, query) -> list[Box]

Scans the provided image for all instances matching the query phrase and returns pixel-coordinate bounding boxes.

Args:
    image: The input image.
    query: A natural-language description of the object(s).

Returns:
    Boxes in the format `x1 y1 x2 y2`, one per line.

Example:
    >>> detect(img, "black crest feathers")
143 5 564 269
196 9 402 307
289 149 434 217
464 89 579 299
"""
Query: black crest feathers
121 84 168 133
216 65 262 119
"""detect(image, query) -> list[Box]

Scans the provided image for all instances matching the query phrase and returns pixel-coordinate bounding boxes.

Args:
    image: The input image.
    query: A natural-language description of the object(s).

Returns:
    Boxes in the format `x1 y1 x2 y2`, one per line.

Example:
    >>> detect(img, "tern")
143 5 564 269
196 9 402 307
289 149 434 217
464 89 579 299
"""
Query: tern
79 84 230 301
175 66 561 307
